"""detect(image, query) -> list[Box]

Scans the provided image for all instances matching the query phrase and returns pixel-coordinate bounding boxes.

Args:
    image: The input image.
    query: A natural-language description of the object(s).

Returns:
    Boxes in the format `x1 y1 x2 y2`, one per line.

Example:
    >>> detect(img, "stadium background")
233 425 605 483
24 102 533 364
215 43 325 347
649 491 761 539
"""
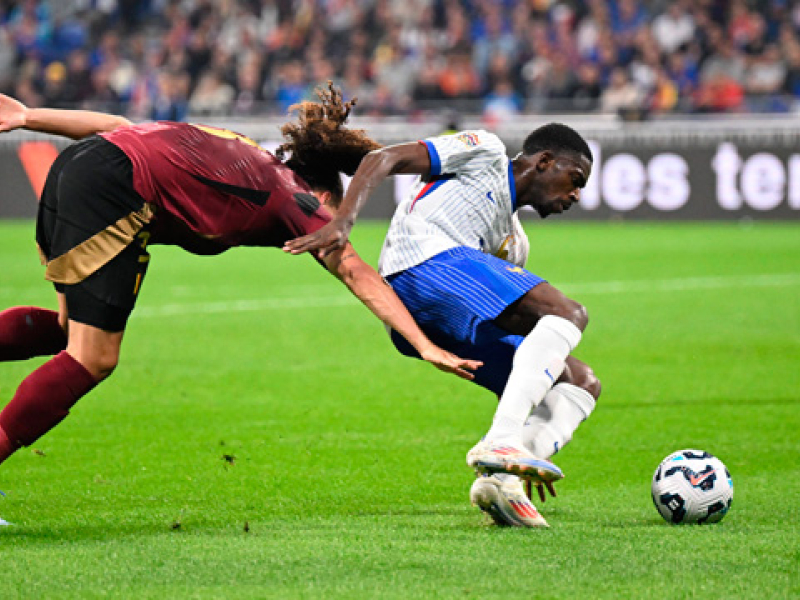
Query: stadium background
1 0 800 222
2 3 799 597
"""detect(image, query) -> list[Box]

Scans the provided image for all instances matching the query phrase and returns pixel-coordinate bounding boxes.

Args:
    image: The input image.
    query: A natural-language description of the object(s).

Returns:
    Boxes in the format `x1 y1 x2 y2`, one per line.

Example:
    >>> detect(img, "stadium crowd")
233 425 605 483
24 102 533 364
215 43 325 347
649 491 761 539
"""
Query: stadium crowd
1 0 799 121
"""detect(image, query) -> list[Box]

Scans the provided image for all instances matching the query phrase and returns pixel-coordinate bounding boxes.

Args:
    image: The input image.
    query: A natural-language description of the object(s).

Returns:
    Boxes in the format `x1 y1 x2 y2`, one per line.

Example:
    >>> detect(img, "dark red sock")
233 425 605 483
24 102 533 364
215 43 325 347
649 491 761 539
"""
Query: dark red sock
0 306 67 361
0 351 98 449
0 426 14 465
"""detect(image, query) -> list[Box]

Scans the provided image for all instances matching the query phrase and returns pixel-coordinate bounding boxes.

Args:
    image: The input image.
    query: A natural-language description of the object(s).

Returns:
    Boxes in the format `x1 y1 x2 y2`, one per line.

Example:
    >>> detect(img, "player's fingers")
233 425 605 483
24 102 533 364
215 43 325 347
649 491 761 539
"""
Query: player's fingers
545 481 557 498
282 235 311 253
536 483 546 503
452 367 474 381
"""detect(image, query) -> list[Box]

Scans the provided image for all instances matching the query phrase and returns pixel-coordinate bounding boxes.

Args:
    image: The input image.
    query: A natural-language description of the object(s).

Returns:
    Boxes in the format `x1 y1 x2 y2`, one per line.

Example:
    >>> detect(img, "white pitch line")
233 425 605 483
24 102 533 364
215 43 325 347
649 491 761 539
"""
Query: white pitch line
134 294 358 317
132 273 800 319
565 272 800 295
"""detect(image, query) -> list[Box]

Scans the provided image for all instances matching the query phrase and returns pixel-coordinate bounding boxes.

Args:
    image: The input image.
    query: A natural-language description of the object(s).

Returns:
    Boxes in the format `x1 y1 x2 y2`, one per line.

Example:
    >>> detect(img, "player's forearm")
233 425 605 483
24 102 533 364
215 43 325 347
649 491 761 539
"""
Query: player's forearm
23 108 131 140
336 144 428 228
334 150 395 229
328 248 435 356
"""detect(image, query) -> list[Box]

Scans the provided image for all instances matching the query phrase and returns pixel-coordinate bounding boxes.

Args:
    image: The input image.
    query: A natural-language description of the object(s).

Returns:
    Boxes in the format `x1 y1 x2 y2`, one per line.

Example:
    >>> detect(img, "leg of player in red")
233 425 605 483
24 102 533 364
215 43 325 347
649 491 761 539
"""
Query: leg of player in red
0 304 67 361
0 291 122 467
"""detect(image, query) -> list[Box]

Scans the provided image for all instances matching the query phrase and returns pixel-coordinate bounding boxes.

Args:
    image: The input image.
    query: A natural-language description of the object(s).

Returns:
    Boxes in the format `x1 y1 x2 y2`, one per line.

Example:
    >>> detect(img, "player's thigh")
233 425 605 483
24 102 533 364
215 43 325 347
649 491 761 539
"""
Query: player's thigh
57 291 69 334
495 282 588 336
388 248 543 345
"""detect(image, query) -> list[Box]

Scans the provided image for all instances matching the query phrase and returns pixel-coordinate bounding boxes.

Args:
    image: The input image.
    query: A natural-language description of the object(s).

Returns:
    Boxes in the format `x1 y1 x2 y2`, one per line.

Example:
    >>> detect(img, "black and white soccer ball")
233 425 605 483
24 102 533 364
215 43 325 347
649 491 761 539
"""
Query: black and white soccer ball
651 449 733 524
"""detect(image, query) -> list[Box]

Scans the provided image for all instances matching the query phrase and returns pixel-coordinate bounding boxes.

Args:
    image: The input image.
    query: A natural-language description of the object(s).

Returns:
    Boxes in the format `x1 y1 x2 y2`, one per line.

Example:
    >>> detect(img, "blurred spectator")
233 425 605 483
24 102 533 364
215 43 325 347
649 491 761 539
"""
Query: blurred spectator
566 62 602 112
189 69 235 117
41 60 68 108
694 75 744 112
232 54 266 116
651 1 694 54
744 43 788 111
483 77 523 124
150 70 189 121
700 39 746 88
600 66 643 115
648 67 679 113
62 48 94 106
610 0 648 64
438 44 482 101
0 22 15 92
274 59 308 114
87 62 123 114
472 4 519 79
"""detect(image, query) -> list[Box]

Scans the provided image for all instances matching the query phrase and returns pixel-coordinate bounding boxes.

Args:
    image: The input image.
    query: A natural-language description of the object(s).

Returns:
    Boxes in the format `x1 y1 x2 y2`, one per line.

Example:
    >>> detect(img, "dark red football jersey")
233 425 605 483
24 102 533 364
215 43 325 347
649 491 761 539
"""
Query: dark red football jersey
100 122 331 255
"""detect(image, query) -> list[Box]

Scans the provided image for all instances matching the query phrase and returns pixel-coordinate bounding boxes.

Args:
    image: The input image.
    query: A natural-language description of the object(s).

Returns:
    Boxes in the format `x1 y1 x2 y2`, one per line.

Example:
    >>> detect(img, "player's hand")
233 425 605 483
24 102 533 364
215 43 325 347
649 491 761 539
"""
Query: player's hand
419 346 483 381
526 480 557 503
283 218 351 258
0 94 28 133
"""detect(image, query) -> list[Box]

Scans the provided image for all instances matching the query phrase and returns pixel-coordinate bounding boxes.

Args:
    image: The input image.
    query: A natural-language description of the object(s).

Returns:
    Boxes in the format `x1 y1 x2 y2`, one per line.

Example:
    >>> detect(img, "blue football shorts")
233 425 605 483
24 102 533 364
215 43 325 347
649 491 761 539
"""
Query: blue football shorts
386 246 545 395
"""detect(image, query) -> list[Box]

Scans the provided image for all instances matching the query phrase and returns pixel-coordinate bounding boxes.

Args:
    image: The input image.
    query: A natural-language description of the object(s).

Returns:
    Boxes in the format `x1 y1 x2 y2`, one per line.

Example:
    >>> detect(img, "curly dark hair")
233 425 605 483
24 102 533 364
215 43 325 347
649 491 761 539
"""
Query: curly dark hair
276 82 382 207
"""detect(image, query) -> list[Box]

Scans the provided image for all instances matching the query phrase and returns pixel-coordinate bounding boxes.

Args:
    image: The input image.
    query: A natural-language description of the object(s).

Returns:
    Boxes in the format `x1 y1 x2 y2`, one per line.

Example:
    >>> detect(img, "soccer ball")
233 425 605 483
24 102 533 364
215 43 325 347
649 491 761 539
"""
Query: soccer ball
651 449 733 524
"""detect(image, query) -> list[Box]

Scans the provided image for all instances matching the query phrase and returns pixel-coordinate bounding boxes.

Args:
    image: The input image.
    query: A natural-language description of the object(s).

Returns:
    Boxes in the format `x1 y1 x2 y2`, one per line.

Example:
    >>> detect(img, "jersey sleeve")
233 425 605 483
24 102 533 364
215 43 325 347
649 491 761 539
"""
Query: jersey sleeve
421 130 506 178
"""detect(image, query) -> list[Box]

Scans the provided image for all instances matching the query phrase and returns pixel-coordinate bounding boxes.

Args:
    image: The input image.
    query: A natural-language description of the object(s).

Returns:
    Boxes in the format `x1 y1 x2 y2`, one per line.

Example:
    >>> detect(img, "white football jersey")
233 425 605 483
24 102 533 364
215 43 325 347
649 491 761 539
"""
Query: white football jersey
378 130 530 276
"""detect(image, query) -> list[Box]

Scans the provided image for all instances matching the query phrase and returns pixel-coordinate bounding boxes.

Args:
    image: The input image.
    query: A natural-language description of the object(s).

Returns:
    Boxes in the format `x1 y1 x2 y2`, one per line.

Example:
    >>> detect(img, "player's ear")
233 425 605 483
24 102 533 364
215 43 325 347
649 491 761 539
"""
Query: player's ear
314 189 334 208
536 151 554 172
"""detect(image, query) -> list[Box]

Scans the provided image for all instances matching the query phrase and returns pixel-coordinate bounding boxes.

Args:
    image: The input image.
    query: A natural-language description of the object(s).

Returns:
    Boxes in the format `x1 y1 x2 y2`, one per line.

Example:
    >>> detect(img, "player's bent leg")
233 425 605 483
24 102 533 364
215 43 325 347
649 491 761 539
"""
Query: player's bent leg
470 473 548 528
0 306 67 362
0 322 122 465
559 355 601 400
523 357 600 461
494 282 588 337
479 314 582 456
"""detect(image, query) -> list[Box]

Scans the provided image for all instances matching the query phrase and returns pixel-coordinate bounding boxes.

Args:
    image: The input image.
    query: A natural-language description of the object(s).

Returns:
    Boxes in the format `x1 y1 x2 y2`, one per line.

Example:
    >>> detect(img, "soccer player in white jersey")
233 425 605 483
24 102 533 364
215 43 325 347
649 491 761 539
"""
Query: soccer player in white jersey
286 124 600 528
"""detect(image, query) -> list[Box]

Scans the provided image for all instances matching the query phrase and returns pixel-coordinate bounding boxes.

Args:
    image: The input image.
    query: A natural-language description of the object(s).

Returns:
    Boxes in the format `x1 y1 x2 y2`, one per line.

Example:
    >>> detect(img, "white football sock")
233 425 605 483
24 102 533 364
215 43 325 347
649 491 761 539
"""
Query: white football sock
485 315 582 446
523 382 596 460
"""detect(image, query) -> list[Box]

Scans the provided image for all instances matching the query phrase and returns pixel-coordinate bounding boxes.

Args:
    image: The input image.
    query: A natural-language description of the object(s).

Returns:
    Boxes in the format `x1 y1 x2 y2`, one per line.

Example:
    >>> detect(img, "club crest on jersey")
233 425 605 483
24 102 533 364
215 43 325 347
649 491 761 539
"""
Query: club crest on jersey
457 132 480 147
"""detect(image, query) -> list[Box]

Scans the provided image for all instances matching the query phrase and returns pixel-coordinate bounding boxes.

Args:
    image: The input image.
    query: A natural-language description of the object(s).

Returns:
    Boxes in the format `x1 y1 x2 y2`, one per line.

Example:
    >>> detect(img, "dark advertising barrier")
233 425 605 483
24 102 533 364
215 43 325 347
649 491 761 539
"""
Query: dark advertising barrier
2 128 799 220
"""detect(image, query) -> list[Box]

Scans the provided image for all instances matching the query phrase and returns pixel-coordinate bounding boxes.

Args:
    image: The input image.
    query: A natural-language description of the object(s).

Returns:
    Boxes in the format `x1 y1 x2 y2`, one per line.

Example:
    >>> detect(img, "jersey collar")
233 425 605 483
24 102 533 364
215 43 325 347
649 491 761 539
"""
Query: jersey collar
508 161 517 211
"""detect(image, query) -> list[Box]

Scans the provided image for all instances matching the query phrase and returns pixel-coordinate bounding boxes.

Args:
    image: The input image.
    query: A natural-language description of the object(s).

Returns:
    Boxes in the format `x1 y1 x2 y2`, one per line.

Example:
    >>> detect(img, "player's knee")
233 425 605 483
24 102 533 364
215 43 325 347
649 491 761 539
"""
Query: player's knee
567 301 589 332
82 351 119 381
563 358 601 400
553 299 588 332
582 365 601 400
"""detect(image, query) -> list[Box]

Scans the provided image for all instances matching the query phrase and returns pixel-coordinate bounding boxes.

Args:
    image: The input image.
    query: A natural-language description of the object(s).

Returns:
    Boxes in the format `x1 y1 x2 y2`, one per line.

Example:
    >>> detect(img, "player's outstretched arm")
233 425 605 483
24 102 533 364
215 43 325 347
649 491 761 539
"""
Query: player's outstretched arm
283 141 431 258
0 93 131 140
323 242 482 380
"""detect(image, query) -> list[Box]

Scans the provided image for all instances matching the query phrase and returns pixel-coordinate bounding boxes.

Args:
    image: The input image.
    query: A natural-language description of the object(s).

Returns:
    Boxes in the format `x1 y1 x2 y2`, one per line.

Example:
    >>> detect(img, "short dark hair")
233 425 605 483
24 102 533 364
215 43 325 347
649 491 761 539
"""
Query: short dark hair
522 123 593 163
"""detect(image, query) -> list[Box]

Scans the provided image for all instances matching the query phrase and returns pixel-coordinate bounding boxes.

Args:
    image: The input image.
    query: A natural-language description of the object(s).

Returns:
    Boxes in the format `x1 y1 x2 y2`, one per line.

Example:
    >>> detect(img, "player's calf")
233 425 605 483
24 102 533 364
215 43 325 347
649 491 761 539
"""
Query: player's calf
0 351 98 464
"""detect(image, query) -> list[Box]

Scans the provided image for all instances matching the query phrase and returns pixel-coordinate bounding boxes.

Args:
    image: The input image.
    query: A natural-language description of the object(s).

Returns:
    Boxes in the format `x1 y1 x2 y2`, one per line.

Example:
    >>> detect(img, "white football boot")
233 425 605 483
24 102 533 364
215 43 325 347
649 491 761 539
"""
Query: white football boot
466 439 564 484
470 474 549 528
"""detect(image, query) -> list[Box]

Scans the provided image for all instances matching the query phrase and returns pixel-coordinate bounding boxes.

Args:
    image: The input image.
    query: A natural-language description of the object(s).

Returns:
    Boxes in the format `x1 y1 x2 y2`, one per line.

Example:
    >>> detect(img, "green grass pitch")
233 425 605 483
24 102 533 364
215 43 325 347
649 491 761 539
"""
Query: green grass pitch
0 220 798 599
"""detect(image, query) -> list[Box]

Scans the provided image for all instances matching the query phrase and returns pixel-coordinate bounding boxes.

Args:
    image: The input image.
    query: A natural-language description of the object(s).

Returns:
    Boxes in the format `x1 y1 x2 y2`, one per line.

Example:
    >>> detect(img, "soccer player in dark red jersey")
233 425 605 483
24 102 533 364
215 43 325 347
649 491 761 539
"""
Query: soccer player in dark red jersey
0 86 481 517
